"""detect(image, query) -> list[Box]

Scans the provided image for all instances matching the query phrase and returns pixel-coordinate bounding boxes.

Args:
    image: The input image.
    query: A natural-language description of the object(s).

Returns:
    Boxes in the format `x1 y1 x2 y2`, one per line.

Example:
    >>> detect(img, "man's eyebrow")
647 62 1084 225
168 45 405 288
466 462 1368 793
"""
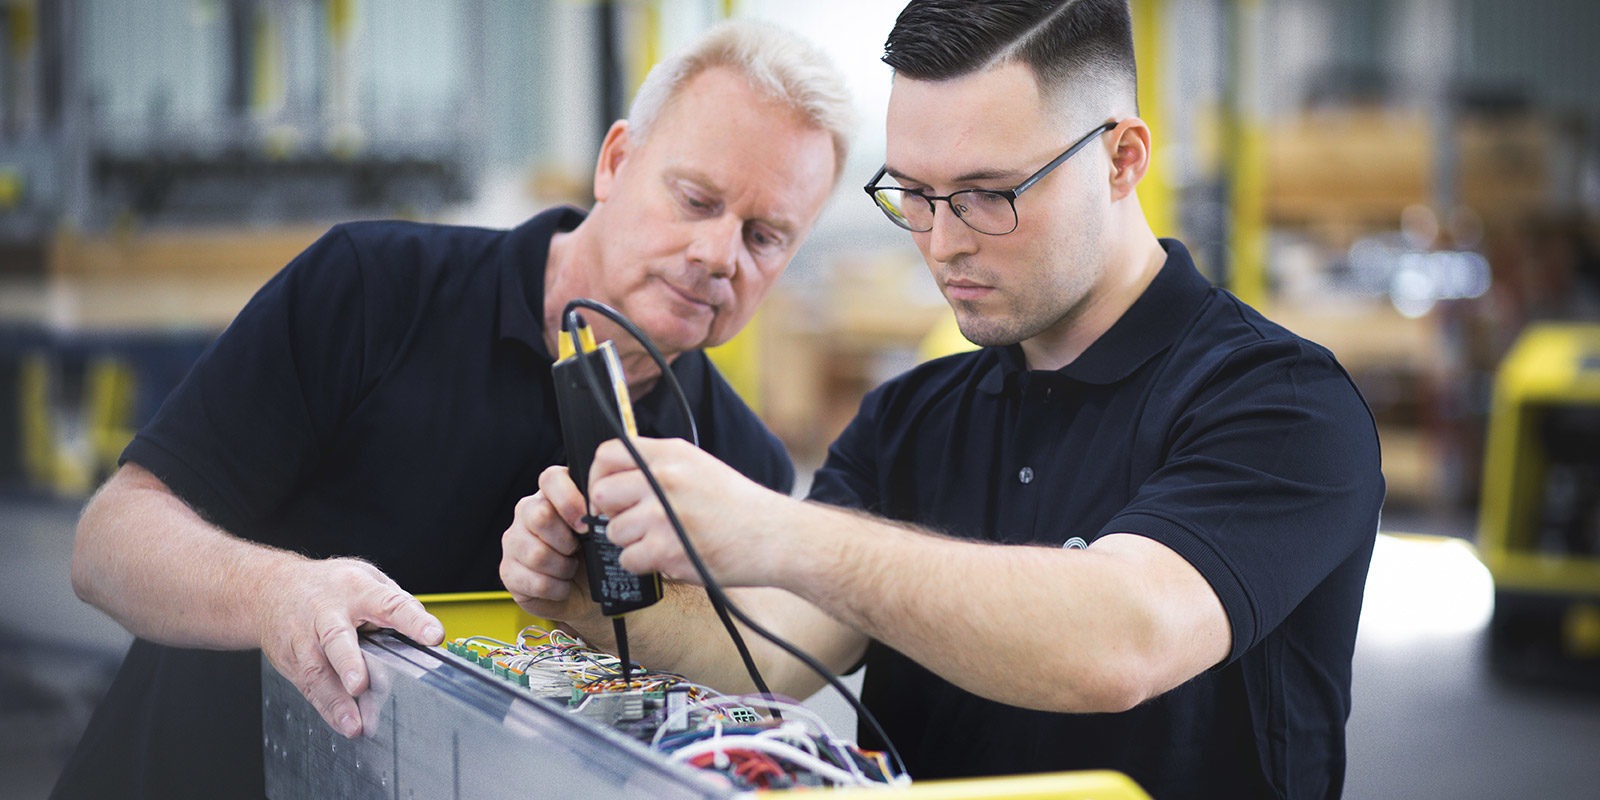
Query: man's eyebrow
762 216 800 237
671 168 800 237
884 164 1023 186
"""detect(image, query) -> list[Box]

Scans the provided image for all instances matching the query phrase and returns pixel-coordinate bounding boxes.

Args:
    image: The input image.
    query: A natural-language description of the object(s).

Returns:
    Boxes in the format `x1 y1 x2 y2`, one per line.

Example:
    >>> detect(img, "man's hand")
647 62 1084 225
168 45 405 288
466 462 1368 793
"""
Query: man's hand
587 437 784 585
72 464 447 740
254 557 443 738
499 466 606 628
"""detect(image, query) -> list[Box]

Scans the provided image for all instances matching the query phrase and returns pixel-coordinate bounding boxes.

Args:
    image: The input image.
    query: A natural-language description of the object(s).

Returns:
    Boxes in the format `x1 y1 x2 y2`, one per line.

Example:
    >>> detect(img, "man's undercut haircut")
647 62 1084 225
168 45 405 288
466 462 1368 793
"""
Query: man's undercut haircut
628 18 855 184
882 0 1138 118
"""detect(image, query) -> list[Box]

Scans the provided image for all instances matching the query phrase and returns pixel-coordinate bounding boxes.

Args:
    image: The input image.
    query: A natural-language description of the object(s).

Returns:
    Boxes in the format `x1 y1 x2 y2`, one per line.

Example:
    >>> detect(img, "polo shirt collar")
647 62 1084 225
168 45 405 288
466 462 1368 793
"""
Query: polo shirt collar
497 206 587 358
977 238 1211 394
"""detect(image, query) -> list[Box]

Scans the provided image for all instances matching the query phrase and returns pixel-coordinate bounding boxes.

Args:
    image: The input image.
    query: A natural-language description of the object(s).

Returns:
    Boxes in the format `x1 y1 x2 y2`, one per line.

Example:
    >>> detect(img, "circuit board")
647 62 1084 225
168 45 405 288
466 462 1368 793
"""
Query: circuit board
445 626 901 792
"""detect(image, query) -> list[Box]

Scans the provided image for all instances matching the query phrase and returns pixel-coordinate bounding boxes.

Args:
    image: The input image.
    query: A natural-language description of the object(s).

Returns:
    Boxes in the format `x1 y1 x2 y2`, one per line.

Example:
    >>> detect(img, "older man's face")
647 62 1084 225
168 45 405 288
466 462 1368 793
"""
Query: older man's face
588 67 837 356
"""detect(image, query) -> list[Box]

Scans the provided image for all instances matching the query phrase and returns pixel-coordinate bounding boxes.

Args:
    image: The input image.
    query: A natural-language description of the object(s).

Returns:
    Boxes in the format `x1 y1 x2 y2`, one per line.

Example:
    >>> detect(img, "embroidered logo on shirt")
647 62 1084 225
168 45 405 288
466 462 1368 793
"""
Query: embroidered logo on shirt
1063 537 1088 550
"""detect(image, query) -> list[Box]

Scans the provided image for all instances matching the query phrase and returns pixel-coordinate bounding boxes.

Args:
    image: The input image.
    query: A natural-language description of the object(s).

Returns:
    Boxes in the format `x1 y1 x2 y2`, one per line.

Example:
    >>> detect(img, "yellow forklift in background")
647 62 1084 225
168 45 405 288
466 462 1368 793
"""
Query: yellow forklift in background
1478 323 1600 687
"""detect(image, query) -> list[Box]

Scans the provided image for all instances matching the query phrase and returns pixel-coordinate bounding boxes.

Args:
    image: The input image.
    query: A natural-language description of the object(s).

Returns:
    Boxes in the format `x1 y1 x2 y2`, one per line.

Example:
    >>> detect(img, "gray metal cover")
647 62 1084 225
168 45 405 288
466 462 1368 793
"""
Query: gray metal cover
262 630 733 799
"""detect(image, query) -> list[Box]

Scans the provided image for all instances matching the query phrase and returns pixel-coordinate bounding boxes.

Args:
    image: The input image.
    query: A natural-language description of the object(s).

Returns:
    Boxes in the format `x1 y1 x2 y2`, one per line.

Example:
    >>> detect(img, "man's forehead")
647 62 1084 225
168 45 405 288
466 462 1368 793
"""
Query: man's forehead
883 113 1032 184
884 67 1084 181
640 75 832 225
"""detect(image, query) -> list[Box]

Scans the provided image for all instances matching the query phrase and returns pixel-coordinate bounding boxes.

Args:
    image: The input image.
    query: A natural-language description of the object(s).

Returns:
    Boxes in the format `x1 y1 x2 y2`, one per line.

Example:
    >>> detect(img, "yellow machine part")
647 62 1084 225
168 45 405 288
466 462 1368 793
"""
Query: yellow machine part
832 770 1151 800
1476 323 1600 597
417 591 550 641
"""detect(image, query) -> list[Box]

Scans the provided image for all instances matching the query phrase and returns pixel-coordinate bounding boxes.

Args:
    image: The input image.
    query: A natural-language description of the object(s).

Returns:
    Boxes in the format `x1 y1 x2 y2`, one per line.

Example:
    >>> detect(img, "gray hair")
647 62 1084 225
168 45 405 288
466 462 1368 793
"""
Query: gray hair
627 18 855 184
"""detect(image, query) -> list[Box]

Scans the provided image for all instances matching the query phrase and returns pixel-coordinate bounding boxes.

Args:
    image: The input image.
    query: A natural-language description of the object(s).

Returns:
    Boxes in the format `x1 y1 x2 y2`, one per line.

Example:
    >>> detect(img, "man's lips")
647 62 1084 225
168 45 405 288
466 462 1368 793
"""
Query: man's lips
943 278 994 301
662 281 718 311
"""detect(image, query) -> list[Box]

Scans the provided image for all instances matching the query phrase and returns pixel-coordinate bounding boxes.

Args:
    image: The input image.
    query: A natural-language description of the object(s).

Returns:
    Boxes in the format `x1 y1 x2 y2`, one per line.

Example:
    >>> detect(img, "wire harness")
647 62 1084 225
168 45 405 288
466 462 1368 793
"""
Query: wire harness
448 626 907 790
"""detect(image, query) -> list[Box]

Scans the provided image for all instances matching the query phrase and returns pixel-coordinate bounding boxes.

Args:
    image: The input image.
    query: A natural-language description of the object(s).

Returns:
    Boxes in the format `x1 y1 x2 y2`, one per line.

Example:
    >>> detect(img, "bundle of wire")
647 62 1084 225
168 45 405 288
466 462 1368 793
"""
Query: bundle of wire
448 625 904 790
451 625 716 699
652 696 903 791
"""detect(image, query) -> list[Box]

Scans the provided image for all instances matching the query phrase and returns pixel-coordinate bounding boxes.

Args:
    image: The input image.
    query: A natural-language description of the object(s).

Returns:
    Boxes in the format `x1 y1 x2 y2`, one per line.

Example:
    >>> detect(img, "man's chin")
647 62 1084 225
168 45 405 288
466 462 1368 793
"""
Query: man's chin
954 315 1027 348
639 319 715 357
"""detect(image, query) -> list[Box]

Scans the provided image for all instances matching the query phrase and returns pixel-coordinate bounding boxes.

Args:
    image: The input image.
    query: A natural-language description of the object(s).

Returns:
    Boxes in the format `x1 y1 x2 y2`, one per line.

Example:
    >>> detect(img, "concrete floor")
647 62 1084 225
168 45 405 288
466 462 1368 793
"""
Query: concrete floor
2 493 1598 799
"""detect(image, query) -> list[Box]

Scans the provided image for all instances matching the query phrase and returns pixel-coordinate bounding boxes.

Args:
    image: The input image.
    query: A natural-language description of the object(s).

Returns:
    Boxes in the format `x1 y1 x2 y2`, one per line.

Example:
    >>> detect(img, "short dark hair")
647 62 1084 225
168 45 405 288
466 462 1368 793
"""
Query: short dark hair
882 0 1138 117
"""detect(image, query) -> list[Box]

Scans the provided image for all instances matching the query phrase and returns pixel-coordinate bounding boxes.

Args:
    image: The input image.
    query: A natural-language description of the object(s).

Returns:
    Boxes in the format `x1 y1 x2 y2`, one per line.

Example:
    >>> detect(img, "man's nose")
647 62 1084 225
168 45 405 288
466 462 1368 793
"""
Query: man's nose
925 200 979 264
688 215 743 279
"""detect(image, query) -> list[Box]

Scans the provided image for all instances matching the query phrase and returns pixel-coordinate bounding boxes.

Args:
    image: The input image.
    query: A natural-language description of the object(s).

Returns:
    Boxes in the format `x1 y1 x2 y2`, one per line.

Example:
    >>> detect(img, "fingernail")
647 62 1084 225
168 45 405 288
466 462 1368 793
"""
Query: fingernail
339 714 360 737
423 623 444 642
342 671 360 694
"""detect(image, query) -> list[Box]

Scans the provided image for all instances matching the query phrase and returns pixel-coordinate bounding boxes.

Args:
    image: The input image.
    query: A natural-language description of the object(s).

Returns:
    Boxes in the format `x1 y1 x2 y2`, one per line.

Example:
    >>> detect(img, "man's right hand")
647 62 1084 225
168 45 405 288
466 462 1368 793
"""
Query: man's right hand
499 465 603 628
72 464 446 740
255 557 444 738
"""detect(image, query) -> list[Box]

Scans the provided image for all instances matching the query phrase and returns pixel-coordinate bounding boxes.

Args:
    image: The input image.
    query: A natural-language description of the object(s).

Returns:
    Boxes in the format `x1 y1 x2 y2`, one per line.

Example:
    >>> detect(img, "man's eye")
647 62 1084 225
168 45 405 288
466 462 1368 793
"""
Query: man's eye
676 185 717 214
746 226 783 252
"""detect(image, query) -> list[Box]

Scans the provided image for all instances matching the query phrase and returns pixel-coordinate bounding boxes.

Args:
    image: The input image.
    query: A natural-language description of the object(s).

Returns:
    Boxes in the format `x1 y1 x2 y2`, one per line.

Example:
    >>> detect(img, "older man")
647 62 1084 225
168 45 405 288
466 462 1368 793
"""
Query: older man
59 19 852 800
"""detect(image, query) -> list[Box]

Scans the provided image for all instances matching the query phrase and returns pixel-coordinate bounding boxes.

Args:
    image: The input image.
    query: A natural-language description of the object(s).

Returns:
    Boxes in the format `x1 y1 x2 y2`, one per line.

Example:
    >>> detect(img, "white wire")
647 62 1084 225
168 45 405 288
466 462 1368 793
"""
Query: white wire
733 696 874 784
719 695 833 736
651 701 716 749
756 724 818 757
511 626 893 785
829 736 870 783
649 692 773 750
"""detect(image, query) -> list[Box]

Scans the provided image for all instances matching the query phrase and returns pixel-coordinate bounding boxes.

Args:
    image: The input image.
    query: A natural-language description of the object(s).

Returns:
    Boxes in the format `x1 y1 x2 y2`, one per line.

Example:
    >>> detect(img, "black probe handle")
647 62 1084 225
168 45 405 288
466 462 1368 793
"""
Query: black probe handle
552 345 663 616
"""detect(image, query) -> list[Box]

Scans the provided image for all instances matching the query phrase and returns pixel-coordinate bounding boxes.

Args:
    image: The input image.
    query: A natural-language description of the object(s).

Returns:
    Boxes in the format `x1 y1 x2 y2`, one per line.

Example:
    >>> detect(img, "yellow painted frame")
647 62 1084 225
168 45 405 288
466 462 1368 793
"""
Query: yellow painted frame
1476 323 1600 598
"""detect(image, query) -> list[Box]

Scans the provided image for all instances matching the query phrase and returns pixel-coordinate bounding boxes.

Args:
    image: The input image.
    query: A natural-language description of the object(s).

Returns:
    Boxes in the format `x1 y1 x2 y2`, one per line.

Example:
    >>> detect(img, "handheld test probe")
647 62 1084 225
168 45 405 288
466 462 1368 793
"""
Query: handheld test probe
552 315 663 683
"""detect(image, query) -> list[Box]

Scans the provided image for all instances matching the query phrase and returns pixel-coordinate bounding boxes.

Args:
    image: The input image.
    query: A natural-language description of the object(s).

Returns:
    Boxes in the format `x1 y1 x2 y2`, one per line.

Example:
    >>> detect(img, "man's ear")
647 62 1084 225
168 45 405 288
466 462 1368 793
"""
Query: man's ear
593 120 633 204
1107 118 1151 201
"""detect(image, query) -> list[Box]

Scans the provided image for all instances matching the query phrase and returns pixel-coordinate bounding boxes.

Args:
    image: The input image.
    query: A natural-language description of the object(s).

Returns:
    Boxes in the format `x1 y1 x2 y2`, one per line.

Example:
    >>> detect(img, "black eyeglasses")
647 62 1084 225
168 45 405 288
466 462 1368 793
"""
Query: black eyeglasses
863 121 1116 236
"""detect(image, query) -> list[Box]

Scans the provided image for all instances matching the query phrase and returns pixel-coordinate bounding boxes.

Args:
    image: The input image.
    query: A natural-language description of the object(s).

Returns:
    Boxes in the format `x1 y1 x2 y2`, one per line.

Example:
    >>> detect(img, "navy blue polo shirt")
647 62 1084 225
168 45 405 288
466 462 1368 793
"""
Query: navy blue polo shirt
809 240 1384 799
54 207 793 800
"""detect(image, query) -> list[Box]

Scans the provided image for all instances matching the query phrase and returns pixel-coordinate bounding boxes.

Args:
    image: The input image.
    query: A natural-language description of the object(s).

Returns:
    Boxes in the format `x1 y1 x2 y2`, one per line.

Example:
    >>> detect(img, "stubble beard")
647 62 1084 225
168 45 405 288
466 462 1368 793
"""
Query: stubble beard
948 269 1095 350
952 299 1030 347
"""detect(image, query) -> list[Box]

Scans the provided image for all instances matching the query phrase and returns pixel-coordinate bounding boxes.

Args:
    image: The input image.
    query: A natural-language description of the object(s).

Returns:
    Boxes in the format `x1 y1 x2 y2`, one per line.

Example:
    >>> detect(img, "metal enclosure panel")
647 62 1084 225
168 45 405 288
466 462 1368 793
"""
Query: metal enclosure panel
262 630 731 800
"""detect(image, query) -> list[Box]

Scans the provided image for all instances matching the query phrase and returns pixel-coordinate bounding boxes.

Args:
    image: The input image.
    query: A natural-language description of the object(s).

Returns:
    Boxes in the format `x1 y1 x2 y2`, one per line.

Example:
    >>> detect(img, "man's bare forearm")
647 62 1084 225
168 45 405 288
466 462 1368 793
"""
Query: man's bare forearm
559 582 865 700
742 500 1231 713
71 463 297 649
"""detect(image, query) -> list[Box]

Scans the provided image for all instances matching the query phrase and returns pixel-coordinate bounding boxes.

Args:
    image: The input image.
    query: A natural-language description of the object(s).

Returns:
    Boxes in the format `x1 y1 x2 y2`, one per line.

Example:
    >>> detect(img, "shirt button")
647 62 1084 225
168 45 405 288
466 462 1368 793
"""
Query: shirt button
1019 467 1034 484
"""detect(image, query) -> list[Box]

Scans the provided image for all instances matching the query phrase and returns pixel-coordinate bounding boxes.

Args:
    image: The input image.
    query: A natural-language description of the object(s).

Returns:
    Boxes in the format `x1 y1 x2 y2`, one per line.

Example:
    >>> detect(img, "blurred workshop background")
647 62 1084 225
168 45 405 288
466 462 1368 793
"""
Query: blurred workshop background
3 1 1599 798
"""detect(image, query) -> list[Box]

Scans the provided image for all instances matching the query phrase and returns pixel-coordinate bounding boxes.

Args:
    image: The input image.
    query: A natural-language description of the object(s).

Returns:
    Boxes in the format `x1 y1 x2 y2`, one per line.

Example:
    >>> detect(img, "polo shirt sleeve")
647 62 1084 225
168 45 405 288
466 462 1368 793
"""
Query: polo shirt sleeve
1101 340 1384 664
120 226 375 533
806 383 886 513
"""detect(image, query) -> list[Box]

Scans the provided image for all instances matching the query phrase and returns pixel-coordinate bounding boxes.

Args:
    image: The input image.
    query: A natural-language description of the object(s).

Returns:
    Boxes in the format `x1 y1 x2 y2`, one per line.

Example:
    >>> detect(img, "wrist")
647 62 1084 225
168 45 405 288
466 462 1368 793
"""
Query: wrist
778 503 917 619
239 548 309 649
750 499 848 593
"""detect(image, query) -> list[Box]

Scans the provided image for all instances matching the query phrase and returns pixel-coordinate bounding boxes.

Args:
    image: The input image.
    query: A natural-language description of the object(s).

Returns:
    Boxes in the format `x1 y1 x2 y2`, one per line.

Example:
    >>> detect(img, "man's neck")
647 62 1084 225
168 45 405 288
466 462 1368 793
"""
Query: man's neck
544 226 666 399
1019 228 1167 372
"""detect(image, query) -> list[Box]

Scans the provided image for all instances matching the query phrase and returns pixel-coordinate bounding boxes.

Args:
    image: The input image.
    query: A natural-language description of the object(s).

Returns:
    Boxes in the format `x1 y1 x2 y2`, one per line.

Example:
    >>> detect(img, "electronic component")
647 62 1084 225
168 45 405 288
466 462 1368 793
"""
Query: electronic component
444 626 904 791
551 316 663 618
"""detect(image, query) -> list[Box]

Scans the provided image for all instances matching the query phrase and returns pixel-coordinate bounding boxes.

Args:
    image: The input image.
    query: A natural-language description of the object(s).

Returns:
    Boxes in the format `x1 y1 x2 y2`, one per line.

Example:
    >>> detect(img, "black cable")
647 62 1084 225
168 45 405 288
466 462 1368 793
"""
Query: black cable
561 299 907 778
564 298 697 446
563 302 774 704
613 617 632 685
